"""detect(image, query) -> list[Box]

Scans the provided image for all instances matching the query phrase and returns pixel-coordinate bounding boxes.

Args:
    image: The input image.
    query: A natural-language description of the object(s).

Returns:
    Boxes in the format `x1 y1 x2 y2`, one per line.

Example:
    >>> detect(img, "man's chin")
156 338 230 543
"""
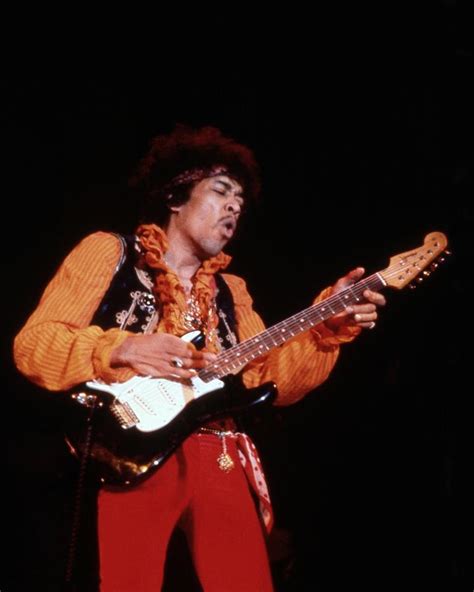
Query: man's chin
198 239 228 260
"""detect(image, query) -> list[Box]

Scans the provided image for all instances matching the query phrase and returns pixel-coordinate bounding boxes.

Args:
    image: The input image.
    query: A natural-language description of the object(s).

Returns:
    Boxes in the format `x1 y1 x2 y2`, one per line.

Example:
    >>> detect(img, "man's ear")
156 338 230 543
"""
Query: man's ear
166 191 181 214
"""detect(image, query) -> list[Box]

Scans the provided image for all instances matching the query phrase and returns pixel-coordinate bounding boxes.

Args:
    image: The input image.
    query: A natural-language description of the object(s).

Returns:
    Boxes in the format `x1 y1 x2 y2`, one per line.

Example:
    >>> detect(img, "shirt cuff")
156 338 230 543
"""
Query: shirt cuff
92 328 136 383
310 287 362 347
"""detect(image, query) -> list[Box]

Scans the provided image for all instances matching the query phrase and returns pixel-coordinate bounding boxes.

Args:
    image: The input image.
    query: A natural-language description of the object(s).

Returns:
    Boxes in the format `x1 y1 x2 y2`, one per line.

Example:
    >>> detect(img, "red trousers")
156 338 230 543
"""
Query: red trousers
98 433 274 591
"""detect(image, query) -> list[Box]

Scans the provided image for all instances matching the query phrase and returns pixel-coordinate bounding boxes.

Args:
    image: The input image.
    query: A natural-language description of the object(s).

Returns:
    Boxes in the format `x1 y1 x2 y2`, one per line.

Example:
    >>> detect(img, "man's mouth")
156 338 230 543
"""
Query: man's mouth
219 218 236 239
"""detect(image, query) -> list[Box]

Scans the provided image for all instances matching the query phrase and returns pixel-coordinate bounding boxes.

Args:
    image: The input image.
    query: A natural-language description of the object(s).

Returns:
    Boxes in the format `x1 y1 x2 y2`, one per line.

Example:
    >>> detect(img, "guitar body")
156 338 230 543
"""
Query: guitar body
66 374 276 489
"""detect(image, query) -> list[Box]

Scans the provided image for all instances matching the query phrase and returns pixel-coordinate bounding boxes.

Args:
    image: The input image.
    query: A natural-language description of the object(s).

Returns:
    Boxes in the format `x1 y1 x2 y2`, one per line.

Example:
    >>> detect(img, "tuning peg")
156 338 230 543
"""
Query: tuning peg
423 270 431 277
444 250 452 256
430 262 438 271
416 277 424 283
409 283 417 290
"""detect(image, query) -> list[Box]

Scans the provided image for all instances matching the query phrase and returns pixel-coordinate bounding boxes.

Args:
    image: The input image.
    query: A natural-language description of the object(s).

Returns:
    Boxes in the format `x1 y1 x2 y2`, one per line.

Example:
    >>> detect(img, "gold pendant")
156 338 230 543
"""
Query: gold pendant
217 452 235 473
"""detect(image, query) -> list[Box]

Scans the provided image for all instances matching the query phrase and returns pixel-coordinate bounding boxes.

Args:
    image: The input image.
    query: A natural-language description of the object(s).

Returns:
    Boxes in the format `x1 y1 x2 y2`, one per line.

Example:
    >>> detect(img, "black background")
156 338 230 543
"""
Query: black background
2 4 473 590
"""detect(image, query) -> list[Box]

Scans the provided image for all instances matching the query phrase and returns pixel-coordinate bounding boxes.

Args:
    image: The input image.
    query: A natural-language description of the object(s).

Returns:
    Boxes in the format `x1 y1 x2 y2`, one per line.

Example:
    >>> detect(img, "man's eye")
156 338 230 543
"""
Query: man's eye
214 189 226 195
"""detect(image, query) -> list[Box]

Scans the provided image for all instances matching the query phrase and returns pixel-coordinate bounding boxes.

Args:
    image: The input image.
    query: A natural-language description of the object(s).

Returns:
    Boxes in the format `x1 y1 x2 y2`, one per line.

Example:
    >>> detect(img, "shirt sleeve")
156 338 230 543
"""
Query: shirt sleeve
13 232 136 391
222 273 361 406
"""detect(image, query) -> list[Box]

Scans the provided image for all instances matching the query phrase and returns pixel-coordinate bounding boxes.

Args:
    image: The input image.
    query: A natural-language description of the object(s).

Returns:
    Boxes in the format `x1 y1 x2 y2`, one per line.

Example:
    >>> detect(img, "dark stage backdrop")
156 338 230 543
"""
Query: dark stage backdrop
1 6 472 591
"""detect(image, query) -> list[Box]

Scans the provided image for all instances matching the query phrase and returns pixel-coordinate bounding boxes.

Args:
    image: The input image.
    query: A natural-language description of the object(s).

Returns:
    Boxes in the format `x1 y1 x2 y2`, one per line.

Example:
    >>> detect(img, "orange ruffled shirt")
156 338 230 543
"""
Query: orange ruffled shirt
13 232 360 406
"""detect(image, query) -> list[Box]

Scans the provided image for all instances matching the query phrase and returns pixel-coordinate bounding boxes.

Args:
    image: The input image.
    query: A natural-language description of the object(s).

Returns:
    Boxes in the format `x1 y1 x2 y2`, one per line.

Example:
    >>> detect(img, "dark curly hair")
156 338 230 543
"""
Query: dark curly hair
130 124 261 226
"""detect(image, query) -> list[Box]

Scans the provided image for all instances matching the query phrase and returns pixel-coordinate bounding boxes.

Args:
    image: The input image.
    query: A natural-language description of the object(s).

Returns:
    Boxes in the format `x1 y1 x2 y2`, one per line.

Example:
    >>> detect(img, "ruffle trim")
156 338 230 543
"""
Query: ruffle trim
135 224 231 342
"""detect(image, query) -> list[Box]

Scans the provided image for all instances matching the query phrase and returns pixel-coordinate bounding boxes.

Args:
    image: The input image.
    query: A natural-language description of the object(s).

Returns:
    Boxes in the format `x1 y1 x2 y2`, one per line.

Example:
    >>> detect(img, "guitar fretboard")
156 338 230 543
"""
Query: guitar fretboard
199 273 385 382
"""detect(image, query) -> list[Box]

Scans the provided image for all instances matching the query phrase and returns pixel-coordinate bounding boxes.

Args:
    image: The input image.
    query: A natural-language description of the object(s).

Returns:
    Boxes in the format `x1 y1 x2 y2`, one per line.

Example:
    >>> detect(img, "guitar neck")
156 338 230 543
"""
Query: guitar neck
199 272 386 381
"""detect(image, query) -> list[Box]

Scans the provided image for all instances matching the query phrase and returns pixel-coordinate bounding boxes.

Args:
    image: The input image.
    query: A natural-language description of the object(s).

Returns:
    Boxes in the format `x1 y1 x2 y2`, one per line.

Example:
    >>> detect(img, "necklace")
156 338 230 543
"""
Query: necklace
182 291 204 331
181 290 222 351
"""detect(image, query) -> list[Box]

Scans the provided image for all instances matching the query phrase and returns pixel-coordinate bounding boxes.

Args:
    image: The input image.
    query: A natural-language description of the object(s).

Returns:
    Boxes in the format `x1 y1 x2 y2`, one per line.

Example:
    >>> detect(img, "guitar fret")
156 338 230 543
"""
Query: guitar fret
347 286 361 302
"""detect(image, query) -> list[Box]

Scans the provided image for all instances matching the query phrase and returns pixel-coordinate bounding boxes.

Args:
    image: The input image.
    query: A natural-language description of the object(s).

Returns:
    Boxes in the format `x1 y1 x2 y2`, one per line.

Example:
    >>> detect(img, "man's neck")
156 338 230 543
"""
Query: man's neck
164 229 202 291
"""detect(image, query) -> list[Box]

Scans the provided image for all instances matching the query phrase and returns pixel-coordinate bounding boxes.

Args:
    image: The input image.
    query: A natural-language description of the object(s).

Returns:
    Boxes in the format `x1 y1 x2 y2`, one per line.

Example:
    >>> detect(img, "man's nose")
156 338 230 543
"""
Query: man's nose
225 199 241 215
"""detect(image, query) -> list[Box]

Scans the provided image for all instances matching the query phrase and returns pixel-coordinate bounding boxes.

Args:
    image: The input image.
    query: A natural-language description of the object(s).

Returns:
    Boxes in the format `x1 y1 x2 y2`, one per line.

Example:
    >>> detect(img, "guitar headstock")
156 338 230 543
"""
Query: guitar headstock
380 232 449 290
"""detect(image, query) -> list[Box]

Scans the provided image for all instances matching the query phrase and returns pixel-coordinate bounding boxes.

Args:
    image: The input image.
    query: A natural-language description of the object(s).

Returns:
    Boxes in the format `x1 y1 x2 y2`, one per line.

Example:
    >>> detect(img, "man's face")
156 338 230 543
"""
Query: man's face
170 175 244 259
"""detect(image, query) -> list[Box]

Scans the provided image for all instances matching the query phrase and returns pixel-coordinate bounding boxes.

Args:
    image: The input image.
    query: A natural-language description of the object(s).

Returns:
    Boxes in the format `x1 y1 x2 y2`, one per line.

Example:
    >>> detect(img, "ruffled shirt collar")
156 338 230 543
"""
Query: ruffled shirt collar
135 223 231 345
136 223 231 276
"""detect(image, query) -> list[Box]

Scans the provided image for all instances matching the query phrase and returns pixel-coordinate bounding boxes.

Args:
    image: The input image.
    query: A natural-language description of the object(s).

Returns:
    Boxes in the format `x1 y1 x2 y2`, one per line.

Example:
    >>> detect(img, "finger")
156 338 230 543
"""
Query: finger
132 362 195 379
341 266 365 287
166 355 200 378
185 346 218 362
133 363 162 377
173 352 214 370
168 367 198 380
353 311 377 323
159 335 198 355
359 321 377 329
169 355 186 369
184 342 217 360
333 267 365 294
182 357 210 370
363 290 386 306
351 303 377 315
346 266 365 282
166 343 204 361
168 344 216 366
151 363 198 380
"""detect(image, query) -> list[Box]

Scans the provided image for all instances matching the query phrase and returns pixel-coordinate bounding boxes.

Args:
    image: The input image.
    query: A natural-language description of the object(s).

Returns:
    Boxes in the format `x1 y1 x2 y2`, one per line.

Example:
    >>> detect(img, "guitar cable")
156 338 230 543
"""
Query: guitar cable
64 402 97 589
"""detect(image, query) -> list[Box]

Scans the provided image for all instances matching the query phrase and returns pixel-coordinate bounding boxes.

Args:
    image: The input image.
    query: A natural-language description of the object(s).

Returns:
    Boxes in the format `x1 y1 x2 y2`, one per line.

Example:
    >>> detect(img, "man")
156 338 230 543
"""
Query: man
14 124 385 591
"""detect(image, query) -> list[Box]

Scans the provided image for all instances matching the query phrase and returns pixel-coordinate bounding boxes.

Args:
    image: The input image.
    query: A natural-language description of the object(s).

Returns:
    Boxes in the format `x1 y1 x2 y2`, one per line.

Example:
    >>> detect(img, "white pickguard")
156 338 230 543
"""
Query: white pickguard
86 374 225 432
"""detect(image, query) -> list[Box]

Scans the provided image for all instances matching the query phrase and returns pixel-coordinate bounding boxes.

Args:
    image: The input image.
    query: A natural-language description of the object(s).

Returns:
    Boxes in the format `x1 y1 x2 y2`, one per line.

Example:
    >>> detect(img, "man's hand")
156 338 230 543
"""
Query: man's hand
325 267 386 332
110 333 216 380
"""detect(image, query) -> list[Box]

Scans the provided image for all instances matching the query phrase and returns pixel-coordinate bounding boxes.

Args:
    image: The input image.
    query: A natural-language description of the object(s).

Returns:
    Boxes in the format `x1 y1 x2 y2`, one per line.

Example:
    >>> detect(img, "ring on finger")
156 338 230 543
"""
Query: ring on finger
368 321 376 330
171 356 184 368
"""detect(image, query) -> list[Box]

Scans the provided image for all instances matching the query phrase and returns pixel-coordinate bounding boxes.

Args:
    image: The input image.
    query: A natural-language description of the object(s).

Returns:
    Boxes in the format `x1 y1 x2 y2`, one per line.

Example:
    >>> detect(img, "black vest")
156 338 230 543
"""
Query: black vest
91 234 238 348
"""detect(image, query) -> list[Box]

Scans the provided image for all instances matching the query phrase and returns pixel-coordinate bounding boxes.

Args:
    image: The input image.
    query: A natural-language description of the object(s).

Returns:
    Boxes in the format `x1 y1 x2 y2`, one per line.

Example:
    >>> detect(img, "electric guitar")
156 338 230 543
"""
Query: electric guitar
67 232 449 489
